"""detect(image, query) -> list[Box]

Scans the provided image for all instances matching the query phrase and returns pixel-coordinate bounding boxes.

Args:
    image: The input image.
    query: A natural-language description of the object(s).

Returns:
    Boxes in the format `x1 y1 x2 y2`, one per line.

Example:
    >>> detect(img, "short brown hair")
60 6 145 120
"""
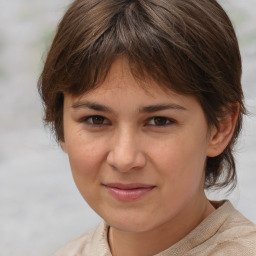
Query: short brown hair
38 0 246 190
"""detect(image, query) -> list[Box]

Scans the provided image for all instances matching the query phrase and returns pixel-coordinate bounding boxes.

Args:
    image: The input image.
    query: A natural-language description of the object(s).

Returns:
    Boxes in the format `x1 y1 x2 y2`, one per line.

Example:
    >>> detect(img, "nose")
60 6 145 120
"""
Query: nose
106 127 146 172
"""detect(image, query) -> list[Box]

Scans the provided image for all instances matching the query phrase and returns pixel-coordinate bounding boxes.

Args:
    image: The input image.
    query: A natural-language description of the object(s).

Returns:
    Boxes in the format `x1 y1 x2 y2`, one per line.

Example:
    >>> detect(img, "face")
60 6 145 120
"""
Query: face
61 57 216 233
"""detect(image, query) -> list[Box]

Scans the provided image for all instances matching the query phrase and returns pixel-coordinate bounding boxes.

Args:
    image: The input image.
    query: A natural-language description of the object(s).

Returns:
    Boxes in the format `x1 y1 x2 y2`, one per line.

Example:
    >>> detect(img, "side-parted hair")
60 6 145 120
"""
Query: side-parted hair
38 0 246 190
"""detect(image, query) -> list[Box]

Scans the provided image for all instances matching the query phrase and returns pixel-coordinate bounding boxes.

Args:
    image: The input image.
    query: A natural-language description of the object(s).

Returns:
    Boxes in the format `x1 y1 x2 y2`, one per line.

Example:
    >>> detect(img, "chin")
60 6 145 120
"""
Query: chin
104 212 159 233
111 222 151 233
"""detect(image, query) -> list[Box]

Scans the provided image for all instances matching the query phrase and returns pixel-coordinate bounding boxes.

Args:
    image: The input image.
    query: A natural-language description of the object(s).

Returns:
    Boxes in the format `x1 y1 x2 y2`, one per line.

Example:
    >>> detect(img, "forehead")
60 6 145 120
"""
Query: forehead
64 57 206 119
77 56 183 99
67 57 180 102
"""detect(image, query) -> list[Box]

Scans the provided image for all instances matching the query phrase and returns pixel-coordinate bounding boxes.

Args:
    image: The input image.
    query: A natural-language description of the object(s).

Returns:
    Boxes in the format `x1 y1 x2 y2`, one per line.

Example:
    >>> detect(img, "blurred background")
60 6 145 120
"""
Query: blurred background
0 0 255 255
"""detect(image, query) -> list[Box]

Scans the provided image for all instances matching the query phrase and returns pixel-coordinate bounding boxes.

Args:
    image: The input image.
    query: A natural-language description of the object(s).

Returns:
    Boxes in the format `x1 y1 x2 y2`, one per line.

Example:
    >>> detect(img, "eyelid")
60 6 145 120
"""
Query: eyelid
146 116 176 127
81 115 110 126
79 115 175 128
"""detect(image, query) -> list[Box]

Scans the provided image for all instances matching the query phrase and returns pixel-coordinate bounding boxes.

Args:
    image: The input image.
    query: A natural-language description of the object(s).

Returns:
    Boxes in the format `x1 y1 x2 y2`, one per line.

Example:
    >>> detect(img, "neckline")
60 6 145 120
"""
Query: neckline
100 201 232 256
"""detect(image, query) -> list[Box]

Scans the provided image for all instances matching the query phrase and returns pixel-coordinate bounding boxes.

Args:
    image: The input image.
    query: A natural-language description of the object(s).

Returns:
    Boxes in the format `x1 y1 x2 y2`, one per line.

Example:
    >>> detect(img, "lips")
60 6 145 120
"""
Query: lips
103 183 156 201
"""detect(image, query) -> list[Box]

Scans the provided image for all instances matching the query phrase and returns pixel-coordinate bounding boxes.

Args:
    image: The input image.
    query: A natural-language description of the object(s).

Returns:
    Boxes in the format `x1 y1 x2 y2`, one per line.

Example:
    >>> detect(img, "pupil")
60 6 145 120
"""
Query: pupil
154 117 166 125
93 116 104 124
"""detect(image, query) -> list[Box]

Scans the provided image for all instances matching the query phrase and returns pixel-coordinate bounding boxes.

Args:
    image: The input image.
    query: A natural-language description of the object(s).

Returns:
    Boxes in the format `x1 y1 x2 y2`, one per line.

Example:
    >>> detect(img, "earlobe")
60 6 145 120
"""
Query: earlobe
207 104 239 157
60 140 67 153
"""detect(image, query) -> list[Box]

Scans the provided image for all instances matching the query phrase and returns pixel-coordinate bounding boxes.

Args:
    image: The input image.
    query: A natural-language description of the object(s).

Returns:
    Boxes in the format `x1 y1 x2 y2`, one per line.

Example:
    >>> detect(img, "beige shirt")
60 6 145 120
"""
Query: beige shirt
54 201 256 255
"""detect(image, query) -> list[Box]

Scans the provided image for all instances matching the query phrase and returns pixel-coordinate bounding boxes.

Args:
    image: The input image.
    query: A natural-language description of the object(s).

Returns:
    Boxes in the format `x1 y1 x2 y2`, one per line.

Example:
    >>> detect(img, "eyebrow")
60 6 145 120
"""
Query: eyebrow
140 104 187 113
72 101 187 113
72 101 112 112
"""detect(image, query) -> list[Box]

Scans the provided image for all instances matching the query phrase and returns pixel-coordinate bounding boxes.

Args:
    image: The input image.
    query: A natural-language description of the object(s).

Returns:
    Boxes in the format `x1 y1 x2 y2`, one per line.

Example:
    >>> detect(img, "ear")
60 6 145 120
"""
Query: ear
207 104 239 157
60 140 67 153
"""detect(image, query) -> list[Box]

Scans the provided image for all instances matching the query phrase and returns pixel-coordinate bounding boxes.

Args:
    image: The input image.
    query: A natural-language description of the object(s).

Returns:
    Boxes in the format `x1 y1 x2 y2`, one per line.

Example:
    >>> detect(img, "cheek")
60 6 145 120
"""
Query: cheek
66 138 108 204
66 133 108 180
150 134 207 183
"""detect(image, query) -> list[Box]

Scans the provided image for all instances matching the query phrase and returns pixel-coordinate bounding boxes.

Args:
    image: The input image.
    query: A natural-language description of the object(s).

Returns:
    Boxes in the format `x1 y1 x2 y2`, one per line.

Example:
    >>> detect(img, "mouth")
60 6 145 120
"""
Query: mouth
102 183 156 201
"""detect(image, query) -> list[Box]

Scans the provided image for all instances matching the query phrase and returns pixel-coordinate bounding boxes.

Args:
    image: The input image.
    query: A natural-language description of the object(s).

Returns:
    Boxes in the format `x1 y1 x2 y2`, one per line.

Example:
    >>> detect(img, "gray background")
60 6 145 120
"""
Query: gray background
0 0 255 255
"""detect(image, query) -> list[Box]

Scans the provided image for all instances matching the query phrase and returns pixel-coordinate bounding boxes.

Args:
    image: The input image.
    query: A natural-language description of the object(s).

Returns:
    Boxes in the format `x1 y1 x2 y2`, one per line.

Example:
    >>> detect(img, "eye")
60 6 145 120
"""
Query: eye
147 117 175 127
83 115 109 126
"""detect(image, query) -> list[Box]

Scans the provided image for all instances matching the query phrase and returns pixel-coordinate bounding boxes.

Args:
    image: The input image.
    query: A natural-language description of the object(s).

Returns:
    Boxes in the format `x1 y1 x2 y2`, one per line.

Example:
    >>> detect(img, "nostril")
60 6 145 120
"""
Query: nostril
106 149 146 173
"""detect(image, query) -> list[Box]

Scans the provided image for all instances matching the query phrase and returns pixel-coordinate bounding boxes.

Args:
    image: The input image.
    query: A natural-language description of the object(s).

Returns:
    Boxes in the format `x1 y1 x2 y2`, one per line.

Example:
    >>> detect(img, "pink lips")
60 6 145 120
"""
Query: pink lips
103 183 155 201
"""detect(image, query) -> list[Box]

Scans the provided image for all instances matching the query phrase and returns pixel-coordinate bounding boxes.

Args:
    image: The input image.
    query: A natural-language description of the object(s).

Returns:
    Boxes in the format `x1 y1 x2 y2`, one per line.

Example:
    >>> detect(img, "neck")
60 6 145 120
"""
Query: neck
108 196 215 256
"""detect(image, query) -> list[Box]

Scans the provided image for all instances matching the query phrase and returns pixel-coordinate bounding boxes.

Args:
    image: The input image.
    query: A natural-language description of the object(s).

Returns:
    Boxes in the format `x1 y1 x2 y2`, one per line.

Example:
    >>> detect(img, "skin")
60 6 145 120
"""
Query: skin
61 57 237 256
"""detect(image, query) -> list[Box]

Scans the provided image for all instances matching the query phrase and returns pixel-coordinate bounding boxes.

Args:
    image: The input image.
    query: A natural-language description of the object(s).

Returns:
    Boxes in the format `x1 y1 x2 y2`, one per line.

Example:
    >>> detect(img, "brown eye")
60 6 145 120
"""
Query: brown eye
84 115 108 126
154 117 168 126
147 117 175 127
91 116 105 125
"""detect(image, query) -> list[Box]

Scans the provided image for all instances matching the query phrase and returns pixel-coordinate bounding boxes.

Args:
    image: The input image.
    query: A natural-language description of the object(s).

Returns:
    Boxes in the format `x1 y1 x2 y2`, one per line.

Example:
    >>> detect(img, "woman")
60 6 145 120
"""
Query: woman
38 0 256 255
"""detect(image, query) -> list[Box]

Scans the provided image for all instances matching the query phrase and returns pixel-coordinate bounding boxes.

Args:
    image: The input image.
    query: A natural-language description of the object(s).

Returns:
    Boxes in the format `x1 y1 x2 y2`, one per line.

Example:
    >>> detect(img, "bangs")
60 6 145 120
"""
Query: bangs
50 0 221 97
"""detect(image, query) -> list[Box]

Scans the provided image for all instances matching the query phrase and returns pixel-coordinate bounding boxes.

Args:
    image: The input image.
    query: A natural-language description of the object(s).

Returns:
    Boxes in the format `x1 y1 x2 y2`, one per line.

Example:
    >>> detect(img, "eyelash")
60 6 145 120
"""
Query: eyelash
146 117 175 127
82 115 110 127
81 115 176 128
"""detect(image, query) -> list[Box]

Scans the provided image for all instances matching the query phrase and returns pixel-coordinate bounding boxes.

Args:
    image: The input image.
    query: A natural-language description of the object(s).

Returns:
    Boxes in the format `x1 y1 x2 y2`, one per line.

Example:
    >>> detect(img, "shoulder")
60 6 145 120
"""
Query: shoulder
196 201 256 256
53 222 111 256
213 203 256 255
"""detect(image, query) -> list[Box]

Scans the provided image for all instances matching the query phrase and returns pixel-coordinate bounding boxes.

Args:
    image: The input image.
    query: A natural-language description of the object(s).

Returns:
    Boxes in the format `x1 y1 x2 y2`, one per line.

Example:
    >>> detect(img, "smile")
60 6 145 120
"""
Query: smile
103 183 156 201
